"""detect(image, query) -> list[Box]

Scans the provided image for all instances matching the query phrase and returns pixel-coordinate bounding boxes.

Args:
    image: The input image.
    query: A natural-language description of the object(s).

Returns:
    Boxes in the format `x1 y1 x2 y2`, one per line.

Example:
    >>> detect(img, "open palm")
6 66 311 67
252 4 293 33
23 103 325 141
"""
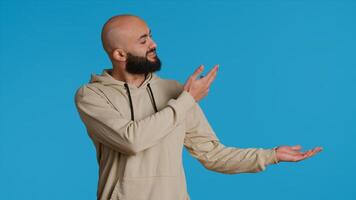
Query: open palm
275 145 323 162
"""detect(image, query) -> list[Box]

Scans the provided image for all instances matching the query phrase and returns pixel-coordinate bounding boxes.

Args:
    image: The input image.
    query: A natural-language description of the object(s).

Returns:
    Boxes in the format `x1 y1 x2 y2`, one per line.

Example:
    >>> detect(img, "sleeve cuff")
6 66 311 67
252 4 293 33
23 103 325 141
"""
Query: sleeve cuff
167 91 196 123
271 147 280 164
263 148 280 165
171 90 196 111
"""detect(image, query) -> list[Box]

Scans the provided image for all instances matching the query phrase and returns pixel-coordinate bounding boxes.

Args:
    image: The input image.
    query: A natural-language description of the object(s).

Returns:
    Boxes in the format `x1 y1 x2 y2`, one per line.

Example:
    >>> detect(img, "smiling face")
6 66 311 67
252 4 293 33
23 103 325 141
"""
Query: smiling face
129 22 158 62
101 15 161 74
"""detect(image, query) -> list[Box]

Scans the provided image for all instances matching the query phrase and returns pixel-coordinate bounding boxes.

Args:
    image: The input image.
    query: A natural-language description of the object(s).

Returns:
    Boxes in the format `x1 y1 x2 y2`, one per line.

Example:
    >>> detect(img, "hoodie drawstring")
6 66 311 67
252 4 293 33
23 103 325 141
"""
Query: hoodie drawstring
124 83 158 121
147 83 158 113
124 83 135 121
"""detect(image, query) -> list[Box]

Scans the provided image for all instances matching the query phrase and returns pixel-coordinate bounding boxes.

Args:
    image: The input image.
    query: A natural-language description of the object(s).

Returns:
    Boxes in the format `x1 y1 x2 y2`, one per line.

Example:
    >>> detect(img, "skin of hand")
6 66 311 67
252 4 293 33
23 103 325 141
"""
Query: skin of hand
184 64 219 102
274 145 323 163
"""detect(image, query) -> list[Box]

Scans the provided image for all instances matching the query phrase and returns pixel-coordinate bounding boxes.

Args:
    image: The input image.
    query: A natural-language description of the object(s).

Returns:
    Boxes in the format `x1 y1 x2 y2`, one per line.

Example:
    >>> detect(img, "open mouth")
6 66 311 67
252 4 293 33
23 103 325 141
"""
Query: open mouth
147 51 156 57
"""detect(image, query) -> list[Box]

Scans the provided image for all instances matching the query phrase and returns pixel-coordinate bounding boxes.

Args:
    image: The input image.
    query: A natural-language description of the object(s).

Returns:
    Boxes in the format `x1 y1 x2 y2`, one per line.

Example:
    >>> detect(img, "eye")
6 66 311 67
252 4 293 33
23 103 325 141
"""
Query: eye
140 39 147 44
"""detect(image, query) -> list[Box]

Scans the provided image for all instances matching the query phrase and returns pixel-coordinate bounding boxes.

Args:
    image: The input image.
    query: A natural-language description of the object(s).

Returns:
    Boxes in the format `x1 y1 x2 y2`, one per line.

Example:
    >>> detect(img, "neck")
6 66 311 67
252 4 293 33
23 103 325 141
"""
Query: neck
111 66 147 88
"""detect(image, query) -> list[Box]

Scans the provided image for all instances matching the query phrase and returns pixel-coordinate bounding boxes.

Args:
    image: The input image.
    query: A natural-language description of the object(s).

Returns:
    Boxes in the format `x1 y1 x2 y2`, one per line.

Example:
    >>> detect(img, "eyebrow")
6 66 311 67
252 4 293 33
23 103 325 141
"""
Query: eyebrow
138 29 151 41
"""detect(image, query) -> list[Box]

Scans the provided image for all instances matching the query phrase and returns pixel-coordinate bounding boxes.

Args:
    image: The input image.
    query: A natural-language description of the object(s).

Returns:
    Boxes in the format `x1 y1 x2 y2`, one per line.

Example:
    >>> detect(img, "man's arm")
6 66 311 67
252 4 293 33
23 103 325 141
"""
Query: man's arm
184 104 279 174
75 85 196 155
183 101 322 173
75 65 219 156
182 64 322 173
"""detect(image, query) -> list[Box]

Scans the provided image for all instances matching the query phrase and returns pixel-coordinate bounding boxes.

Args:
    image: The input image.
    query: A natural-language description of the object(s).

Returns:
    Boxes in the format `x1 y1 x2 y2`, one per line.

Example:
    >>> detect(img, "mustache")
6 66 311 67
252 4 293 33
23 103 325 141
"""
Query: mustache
146 48 156 55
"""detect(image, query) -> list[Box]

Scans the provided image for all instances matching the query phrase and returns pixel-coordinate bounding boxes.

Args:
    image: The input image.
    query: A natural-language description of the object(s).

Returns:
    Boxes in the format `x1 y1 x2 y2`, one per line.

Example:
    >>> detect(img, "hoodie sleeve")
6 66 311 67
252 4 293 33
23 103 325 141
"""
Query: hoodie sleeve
184 104 279 174
75 85 196 155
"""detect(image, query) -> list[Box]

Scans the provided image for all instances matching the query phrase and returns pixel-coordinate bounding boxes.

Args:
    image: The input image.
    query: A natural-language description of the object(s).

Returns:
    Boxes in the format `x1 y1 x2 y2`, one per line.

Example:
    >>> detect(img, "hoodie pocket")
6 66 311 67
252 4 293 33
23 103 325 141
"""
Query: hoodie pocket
112 176 184 200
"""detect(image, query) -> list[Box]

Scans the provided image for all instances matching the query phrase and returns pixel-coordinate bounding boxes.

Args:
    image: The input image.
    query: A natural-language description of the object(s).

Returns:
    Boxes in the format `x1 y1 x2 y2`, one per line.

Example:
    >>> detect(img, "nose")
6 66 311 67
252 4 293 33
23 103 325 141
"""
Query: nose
149 38 157 49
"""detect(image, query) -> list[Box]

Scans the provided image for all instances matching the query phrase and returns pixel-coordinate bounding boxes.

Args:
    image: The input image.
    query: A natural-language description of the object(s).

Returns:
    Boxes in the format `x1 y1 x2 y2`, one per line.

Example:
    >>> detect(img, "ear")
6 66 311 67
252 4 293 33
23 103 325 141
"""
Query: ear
112 48 127 62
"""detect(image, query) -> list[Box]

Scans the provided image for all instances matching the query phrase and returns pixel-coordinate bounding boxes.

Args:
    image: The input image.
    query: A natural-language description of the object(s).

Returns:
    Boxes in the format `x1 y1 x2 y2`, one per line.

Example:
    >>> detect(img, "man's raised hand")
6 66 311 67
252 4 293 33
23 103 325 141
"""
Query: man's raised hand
184 64 219 102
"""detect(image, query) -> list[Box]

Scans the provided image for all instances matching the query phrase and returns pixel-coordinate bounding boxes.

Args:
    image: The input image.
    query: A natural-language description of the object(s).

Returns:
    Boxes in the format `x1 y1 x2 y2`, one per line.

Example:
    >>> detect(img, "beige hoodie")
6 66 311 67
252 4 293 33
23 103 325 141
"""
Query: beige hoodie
74 69 279 200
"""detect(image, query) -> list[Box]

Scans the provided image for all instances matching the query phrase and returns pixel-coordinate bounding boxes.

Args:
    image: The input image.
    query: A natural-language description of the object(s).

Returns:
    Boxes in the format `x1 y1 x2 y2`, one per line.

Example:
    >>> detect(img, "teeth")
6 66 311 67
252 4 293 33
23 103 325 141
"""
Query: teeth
147 51 156 57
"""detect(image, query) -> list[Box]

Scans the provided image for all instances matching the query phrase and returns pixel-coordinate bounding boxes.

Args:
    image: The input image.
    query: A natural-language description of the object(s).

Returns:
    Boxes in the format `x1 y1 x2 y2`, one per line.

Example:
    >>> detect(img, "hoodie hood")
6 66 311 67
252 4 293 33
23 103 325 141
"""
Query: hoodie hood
89 68 160 121
90 68 159 90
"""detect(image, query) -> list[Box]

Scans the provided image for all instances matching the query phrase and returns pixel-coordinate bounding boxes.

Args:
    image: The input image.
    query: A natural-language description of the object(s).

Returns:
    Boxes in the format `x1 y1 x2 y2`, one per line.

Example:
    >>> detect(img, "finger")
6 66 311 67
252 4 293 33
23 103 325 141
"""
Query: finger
296 151 314 161
308 147 322 157
303 152 315 160
290 145 302 151
304 150 313 157
303 150 317 160
296 148 322 161
278 146 301 154
200 65 218 85
314 147 323 152
198 68 217 89
301 149 312 155
191 65 204 80
297 155 309 162
283 149 303 156
285 153 304 162
206 69 217 86
303 147 322 157
204 64 219 80
206 64 219 84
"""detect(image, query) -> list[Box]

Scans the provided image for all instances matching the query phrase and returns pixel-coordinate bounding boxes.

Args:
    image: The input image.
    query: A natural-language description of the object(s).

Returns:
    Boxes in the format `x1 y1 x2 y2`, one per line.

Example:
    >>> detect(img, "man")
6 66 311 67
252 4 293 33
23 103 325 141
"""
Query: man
74 15 322 200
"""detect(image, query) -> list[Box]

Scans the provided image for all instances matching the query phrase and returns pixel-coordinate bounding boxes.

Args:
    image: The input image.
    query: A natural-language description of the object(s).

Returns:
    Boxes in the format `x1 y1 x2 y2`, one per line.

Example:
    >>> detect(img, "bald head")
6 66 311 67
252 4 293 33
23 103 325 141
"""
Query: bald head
100 14 159 73
101 15 147 55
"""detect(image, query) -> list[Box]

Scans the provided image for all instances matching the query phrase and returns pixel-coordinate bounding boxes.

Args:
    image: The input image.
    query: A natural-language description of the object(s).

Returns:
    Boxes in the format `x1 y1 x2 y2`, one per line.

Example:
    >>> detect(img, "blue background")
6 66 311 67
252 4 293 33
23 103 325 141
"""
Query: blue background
1 0 355 199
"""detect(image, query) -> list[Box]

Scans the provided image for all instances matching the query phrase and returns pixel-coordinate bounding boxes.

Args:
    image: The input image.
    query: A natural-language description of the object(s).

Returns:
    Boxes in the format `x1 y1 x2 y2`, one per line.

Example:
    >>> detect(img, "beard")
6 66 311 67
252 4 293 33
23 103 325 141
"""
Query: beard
125 51 162 75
